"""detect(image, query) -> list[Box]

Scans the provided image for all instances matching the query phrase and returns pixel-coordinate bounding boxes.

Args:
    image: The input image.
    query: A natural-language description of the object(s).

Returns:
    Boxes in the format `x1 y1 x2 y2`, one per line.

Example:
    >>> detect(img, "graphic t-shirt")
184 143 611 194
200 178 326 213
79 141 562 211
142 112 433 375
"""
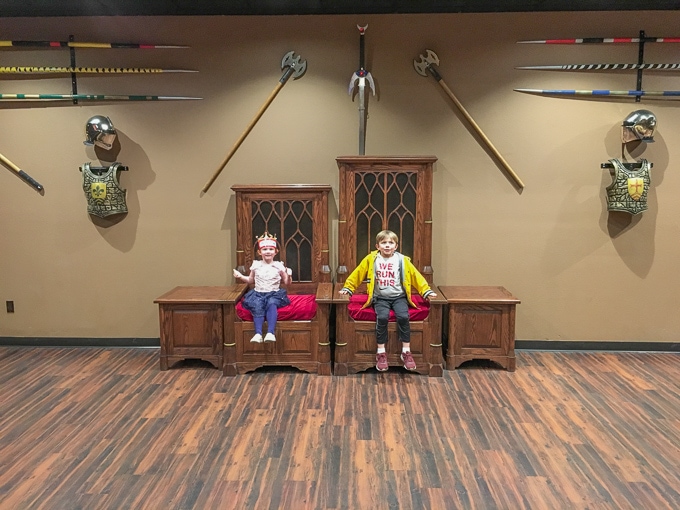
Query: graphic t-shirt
374 253 403 298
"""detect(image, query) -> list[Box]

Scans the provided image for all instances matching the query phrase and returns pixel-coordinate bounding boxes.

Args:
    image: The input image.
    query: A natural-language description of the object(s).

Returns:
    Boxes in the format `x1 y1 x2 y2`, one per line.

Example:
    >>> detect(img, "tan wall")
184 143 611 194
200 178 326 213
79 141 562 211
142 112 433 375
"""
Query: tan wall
1 12 679 342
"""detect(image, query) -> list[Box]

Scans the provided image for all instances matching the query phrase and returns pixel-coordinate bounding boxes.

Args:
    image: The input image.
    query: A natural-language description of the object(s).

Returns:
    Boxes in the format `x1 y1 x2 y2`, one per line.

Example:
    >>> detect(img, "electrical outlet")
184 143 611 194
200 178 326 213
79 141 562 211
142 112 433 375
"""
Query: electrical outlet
6 301 14 313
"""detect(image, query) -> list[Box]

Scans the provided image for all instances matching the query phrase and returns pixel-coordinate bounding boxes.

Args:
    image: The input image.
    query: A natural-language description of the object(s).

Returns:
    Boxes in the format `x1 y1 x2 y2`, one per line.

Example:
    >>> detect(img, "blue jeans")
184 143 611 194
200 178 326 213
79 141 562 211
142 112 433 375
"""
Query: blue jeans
373 295 410 345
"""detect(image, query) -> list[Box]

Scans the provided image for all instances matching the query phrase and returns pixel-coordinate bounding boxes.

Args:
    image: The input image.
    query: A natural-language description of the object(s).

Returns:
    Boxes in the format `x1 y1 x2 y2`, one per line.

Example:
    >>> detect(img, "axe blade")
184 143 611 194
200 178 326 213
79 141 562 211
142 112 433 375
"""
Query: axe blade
281 50 307 79
413 49 439 76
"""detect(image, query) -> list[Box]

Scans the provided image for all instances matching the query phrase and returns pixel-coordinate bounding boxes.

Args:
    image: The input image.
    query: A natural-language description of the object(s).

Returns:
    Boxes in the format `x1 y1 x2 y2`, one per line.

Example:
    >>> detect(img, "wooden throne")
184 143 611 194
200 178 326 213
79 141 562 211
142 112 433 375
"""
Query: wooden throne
333 156 446 377
222 184 333 376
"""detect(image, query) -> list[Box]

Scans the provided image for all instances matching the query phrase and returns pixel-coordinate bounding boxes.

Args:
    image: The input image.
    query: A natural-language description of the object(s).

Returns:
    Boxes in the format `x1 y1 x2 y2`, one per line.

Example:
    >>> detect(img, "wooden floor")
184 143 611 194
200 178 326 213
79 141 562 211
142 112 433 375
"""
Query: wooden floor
0 348 678 509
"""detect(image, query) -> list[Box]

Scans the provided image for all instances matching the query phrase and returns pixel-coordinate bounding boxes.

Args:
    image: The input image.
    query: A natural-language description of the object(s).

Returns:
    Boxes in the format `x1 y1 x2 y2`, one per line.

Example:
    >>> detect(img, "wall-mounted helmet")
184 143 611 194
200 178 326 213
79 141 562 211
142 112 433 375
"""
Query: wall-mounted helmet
621 110 656 143
84 115 117 149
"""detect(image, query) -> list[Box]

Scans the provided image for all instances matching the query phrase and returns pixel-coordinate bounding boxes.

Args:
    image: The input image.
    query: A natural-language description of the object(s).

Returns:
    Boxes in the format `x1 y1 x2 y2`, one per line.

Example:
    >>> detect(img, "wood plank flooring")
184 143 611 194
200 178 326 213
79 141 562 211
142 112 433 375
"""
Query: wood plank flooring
0 347 678 509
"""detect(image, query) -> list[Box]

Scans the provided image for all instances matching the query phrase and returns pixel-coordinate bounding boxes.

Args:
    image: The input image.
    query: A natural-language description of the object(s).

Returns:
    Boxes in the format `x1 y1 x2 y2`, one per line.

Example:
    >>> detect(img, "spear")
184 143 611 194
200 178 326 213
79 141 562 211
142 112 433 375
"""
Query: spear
0 40 188 49
514 88 680 99
517 63 680 71
518 37 680 44
0 93 202 101
0 66 196 75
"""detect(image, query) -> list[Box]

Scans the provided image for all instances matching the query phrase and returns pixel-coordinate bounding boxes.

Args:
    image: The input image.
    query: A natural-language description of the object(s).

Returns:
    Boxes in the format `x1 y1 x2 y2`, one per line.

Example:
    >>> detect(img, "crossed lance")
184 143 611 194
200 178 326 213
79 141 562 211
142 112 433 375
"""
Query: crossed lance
0 152 44 194
202 51 307 193
414 50 525 190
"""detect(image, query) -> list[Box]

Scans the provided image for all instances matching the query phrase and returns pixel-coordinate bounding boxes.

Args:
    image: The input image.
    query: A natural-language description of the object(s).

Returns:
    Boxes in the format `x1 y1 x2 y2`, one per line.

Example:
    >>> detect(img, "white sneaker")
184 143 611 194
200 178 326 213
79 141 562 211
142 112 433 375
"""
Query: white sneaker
264 332 276 342
250 333 263 343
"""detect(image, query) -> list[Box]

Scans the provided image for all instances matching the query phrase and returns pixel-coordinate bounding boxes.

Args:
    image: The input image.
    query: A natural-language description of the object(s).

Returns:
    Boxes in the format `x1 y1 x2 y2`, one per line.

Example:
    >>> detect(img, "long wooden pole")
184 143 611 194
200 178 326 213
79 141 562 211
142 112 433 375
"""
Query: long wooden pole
201 81 285 194
0 152 44 194
435 77 525 189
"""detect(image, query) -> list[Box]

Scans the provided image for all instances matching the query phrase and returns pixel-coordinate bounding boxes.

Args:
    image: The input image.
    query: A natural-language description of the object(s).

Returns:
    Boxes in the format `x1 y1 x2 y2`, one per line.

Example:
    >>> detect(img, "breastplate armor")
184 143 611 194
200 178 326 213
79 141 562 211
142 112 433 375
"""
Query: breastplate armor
81 162 128 218
605 159 650 215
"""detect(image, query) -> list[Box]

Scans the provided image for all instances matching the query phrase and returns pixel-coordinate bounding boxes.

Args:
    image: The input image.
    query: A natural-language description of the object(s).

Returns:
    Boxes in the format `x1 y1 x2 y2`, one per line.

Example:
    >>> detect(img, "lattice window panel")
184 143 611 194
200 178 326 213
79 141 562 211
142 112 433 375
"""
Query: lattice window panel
249 199 314 283
353 171 417 262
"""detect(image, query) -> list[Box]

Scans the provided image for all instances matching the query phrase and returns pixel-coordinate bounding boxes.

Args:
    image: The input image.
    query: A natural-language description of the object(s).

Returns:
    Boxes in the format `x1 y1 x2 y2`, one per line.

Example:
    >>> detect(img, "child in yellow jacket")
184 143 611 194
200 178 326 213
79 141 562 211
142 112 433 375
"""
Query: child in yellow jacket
339 229 437 371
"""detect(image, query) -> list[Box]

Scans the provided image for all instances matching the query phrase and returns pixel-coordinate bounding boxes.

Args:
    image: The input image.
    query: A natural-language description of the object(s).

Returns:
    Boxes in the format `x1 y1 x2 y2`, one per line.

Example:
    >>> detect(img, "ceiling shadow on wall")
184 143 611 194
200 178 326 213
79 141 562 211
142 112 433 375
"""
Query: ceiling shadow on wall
84 130 155 252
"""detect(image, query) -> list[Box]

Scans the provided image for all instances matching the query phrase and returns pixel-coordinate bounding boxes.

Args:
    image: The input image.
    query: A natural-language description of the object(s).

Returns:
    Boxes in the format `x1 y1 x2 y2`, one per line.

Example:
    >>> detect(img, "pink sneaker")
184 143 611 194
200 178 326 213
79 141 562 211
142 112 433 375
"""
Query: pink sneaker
401 351 417 371
375 352 388 371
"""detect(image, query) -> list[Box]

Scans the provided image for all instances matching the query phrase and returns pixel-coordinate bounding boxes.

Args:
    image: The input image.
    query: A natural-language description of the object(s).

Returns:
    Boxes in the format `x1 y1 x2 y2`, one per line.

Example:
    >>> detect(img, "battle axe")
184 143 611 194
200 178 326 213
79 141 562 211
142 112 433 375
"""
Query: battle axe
414 49 524 189
202 51 307 193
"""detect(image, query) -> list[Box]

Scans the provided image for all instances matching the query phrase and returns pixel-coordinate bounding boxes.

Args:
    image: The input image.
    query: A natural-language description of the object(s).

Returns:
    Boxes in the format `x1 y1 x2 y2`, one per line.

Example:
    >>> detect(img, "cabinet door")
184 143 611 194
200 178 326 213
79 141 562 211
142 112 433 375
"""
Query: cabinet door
165 304 223 357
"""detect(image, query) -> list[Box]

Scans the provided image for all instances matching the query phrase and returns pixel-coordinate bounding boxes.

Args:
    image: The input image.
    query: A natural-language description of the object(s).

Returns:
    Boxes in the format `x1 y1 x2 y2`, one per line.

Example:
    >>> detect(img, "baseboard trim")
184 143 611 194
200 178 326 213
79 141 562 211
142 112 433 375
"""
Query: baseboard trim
0 337 160 348
516 340 680 352
0 338 678 352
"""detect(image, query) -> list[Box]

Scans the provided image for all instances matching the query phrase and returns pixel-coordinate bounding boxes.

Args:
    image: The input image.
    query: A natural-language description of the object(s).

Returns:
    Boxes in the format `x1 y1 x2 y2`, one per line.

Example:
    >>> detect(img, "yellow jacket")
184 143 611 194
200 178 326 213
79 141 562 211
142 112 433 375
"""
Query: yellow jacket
341 250 435 309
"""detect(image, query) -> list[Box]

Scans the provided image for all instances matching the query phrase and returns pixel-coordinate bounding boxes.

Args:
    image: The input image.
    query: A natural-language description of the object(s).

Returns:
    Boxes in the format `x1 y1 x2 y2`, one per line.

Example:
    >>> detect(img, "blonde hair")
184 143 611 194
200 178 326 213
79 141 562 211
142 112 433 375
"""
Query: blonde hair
375 229 398 244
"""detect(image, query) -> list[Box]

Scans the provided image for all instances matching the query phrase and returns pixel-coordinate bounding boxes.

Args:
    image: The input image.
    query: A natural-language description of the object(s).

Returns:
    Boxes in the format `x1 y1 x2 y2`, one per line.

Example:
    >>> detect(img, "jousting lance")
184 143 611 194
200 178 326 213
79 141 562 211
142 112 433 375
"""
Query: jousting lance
202 51 307 194
0 66 196 75
0 152 44 194
518 37 680 45
348 24 376 155
413 49 525 190
0 93 202 101
517 63 680 71
0 40 188 49
514 88 680 99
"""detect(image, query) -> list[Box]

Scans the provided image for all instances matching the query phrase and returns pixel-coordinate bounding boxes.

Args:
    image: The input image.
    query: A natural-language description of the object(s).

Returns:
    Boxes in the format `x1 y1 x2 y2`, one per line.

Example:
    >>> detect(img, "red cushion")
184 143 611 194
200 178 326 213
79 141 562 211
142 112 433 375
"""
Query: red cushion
347 294 430 321
236 293 317 321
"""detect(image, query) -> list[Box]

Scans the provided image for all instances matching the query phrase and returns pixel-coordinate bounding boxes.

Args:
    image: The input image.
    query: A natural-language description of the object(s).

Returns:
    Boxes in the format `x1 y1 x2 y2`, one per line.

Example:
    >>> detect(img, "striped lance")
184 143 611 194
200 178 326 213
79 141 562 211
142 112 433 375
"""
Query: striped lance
517 63 680 71
0 66 196 75
0 40 187 49
0 93 202 101
515 88 680 99
518 37 680 44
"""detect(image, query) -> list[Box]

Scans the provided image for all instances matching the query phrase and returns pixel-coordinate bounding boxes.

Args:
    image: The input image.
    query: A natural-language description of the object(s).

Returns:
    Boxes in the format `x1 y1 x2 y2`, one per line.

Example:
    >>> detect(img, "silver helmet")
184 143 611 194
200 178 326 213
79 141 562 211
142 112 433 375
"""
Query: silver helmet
621 110 656 143
84 115 117 149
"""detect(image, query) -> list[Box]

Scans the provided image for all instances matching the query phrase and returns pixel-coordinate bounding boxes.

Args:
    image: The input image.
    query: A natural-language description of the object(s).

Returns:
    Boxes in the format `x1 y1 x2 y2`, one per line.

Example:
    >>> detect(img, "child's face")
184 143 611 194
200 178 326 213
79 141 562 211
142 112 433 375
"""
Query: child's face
259 246 277 261
376 238 397 257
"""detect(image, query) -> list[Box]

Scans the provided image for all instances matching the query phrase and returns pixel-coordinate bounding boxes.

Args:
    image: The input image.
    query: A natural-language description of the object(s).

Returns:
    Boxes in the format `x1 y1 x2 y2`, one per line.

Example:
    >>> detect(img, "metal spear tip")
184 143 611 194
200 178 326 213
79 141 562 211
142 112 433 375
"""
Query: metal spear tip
413 49 439 76
281 51 307 79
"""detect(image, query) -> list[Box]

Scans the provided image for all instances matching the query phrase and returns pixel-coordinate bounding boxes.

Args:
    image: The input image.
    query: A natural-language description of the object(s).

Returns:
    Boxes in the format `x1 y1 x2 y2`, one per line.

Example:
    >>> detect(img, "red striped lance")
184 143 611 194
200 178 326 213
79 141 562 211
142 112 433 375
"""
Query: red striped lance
0 40 188 49
518 37 680 44
0 93 202 101
517 63 680 71
0 66 196 74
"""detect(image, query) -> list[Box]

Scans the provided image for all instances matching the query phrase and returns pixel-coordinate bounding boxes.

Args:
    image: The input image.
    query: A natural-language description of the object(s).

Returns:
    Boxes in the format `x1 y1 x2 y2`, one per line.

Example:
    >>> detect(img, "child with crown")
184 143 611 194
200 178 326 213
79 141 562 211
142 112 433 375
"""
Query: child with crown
233 232 291 343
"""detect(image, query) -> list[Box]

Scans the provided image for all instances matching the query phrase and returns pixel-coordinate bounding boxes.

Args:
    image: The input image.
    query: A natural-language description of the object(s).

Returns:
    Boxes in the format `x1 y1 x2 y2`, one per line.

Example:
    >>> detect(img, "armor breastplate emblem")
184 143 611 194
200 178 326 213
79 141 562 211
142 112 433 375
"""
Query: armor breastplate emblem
605 159 650 215
81 162 128 218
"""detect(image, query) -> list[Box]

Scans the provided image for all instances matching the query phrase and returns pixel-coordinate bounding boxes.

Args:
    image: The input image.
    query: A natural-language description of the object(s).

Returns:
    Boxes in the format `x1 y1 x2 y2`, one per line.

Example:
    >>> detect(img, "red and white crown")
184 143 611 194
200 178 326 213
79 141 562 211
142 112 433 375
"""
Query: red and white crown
257 231 278 249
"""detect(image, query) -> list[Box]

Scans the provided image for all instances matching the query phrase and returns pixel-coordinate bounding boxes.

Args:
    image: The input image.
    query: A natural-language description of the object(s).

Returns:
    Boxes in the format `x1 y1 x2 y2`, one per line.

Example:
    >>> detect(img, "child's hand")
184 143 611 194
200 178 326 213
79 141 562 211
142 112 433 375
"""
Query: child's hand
233 269 243 279
338 288 349 295
426 292 437 300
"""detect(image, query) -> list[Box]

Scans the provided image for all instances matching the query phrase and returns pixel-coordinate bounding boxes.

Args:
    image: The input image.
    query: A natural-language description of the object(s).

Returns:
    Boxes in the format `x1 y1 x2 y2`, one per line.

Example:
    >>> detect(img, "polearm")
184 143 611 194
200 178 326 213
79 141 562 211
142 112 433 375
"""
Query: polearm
0 40 188 49
517 63 680 71
0 93 201 101
348 24 375 155
0 66 196 74
0 152 44 194
413 49 525 190
515 88 680 99
518 37 680 44
201 51 307 194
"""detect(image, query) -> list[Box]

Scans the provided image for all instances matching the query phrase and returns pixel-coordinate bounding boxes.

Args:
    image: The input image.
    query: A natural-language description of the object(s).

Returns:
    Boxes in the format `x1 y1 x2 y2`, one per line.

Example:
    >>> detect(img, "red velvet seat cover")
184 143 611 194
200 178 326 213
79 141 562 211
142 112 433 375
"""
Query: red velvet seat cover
347 293 430 321
236 293 317 321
